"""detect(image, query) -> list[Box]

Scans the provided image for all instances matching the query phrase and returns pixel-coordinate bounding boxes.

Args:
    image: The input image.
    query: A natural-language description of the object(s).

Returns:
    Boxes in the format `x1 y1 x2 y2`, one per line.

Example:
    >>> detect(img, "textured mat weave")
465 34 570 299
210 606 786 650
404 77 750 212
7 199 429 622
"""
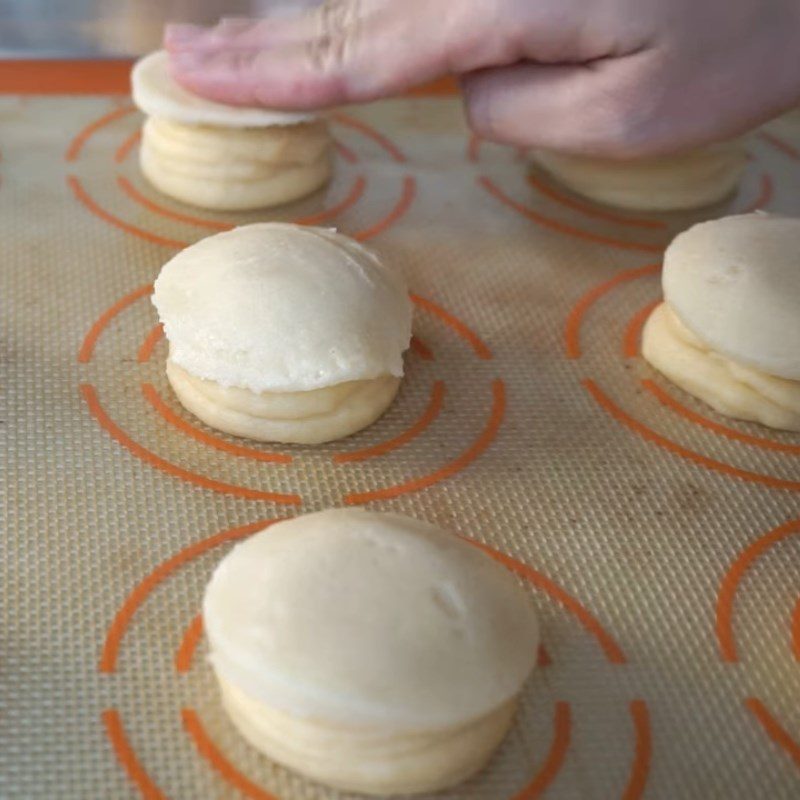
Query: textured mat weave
2 92 800 799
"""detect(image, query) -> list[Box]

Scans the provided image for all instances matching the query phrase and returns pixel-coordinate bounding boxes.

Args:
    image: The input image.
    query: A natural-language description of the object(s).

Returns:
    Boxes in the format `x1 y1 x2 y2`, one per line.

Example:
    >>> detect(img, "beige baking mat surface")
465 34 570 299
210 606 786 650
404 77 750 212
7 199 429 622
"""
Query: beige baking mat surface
2 92 800 800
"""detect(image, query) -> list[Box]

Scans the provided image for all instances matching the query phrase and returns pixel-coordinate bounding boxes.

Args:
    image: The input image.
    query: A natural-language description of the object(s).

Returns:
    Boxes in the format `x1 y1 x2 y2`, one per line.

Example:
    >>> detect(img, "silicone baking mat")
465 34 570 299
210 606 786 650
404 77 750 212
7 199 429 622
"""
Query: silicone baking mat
2 75 800 799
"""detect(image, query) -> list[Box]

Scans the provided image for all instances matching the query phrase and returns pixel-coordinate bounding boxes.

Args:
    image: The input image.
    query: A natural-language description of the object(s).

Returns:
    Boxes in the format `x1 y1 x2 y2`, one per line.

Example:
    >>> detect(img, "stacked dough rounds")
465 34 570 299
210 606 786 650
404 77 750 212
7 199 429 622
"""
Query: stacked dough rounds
203 509 540 795
131 51 331 210
152 223 413 444
532 141 747 211
642 214 800 431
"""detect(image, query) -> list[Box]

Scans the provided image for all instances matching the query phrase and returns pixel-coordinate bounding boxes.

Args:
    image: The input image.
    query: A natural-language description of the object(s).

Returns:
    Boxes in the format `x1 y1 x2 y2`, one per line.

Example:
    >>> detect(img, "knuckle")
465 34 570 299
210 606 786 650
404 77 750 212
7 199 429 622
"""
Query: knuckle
306 0 361 76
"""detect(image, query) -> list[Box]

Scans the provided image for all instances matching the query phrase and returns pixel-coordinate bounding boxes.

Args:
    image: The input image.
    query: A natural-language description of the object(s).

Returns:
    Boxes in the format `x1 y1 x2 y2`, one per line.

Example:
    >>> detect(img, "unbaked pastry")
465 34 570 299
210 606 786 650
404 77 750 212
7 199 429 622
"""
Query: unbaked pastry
203 509 540 795
152 223 412 444
132 51 331 210
532 141 747 212
642 213 800 431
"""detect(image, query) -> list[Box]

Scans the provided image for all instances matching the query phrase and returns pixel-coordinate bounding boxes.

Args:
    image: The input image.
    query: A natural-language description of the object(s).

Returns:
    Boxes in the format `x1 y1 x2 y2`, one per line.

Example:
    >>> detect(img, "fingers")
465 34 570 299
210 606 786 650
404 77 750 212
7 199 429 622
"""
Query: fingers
165 0 517 109
461 55 666 158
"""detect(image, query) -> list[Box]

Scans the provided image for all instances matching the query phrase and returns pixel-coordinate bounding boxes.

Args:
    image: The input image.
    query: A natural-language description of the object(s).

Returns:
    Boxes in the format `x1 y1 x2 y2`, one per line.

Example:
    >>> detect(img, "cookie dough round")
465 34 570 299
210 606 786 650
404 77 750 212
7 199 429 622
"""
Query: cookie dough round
203 509 540 795
132 51 332 210
532 141 747 212
152 223 412 444
642 213 800 431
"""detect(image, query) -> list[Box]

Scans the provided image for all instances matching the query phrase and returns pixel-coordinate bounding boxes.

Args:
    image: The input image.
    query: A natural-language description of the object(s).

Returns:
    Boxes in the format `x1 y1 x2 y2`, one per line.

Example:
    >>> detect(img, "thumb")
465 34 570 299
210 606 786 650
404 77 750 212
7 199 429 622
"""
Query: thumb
165 1 517 109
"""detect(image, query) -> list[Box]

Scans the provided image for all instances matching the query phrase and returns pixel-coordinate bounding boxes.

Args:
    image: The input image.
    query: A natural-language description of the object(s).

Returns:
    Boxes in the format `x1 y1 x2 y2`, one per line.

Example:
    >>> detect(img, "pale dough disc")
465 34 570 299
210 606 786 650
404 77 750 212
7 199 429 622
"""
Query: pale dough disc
132 50 316 127
166 360 401 444
663 213 800 380
532 141 747 211
140 140 332 211
203 509 540 794
642 303 800 431
152 224 412 394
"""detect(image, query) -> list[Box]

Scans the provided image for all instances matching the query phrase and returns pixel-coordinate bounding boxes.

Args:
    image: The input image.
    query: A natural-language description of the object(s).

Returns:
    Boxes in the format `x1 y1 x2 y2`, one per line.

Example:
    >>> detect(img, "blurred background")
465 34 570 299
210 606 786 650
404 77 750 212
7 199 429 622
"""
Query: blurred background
0 0 317 57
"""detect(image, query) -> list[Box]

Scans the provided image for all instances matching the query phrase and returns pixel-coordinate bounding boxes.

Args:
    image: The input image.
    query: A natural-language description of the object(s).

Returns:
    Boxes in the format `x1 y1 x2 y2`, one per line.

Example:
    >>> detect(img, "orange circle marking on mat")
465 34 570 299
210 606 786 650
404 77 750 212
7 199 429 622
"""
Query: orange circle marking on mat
333 138 359 164
468 536 627 663
333 380 446 463
525 172 668 232
467 133 482 163
716 520 800 662
745 698 800 770
175 614 204 674
99 519 278 673
102 709 168 799
623 299 661 359
564 263 662 360
478 177 667 255
141 383 293 465
509 703 573 799
344 379 505 504
116 175 232 231
738 173 774 213
117 173 368 231
411 293 493 359
183 709 280 800
114 128 142 163
585 379 800 491
759 131 800 161
352 175 416 241
137 323 164 363
409 335 434 361
78 283 153 363
65 104 136 161
81 384 301 506
331 112 406 163
293 175 368 225
68 175 187 249
642 379 800 455
793 598 800 662
622 701 652 800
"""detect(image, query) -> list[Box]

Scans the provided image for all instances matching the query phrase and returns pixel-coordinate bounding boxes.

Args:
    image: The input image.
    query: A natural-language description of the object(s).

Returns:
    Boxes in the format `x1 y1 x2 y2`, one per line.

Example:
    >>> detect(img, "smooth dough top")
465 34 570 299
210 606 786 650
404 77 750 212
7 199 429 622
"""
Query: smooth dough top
663 213 800 380
153 224 412 392
132 51 316 127
203 509 540 729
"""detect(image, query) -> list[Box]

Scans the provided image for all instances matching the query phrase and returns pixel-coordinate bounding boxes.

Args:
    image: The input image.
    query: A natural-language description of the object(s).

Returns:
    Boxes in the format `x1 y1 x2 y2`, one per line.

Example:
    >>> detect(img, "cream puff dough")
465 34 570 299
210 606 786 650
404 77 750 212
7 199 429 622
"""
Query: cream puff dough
132 51 331 210
203 509 540 795
532 141 747 212
642 213 800 431
152 223 413 444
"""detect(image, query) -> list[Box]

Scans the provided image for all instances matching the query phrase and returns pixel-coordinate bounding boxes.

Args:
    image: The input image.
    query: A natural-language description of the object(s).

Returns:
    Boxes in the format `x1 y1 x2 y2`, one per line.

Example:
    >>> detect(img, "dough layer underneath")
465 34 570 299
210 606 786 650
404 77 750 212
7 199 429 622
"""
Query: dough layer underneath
166 360 401 444
140 117 332 211
217 674 518 796
642 303 800 432
533 143 746 211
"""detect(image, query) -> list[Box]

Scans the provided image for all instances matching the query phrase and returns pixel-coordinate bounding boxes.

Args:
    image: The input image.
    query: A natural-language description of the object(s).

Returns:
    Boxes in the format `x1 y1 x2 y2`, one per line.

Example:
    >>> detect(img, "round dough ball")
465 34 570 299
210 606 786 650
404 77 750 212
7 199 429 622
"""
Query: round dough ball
532 141 747 211
663 214 800 380
203 509 540 794
132 50 315 127
152 224 412 443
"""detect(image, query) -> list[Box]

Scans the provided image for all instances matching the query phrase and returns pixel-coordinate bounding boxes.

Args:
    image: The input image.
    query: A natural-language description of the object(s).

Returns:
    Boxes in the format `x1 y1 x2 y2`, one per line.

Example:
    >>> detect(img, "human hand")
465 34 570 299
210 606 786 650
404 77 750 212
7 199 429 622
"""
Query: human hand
165 0 800 157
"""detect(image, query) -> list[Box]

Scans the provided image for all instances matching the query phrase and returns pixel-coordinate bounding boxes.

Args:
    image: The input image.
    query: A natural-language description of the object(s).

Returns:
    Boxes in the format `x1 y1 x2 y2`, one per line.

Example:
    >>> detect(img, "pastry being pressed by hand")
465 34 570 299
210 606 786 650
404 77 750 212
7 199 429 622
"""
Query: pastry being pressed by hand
131 51 331 211
203 509 540 795
152 223 413 444
532 141 747 212
642 213 800 431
